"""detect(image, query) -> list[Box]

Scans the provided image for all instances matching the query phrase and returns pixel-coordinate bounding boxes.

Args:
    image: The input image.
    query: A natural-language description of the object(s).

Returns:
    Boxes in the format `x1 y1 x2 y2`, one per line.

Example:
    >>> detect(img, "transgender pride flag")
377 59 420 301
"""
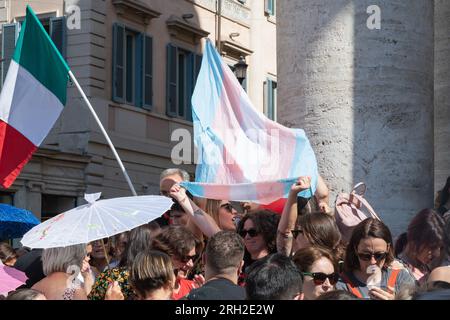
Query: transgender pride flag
181 40 318 204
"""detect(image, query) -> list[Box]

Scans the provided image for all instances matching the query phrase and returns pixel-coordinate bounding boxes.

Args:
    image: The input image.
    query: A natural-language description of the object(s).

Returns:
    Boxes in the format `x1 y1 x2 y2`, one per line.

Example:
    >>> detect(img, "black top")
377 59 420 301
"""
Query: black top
13 249 45 288
186 278 246 300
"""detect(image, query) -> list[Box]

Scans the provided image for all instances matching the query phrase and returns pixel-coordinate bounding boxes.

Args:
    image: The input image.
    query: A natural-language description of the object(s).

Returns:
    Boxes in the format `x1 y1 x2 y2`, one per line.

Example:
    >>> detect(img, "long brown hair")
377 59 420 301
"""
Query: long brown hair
344 218 394 272
404 209 445 268
297 213 345 261
205 199 222 227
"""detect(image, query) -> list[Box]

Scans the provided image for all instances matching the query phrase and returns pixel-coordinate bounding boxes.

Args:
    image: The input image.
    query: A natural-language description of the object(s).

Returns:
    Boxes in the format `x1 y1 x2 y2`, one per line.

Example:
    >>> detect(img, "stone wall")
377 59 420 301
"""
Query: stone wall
434 0 450 196
277 0 434 235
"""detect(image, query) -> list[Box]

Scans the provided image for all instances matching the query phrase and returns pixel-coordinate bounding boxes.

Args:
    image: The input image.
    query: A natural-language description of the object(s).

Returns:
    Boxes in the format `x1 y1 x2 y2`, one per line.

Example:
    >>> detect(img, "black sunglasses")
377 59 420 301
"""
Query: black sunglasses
239 228 259 238
357 252 388 262
302 272 339 285
179 254 197 264
291 229 304 239
220 203 234 212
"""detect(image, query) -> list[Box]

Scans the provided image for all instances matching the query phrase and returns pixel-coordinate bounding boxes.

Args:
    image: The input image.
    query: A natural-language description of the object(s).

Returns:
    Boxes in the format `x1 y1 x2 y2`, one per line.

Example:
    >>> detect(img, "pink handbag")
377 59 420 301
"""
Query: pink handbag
334 182 381 243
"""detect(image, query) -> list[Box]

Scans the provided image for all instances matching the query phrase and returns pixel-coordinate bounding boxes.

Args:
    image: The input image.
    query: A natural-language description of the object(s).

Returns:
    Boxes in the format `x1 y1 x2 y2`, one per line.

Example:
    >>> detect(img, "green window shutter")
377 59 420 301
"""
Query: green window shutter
1 23 20 89
125 32 135 104
142 35 153 109
195 54 202 82
177 52 185 118
50 16 66 58
263 78 276 120
272 80 277 121
265 0 275 15
112 23 125 103
135 33 143 108
188 54 202 122
166 43 177 117
263 79 269 118
186 52 195 122
267 79 274 120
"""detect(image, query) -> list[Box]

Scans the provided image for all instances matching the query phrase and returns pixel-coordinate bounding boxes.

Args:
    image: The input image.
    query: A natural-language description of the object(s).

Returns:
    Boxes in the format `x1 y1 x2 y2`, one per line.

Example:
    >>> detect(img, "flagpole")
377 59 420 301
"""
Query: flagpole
68 71 138 196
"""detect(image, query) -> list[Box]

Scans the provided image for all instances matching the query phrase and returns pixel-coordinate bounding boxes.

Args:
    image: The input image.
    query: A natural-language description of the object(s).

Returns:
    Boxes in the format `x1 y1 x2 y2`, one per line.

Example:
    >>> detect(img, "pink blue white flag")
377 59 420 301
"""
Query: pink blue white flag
181 40 318 204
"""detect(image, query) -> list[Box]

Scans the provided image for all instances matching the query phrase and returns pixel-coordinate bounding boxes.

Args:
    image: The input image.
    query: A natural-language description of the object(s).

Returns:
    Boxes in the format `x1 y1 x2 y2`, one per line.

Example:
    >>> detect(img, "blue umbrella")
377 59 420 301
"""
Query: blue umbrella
0 204 40 240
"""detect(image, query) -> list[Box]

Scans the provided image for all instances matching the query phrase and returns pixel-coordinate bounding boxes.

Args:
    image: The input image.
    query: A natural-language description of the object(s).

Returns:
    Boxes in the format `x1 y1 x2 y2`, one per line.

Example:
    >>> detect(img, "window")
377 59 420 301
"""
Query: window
0 16 66 89
41 194 77 222
125 30 136 105
265 0 276 16
264 78 277 121
228 64 247 92
0 192 14 205
166 44 202 121
112 23 153 109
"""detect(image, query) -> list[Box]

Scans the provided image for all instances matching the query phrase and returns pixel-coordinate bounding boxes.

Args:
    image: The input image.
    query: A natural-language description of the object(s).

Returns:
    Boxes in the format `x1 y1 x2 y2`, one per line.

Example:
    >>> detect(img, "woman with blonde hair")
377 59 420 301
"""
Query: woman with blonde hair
205 199 240 231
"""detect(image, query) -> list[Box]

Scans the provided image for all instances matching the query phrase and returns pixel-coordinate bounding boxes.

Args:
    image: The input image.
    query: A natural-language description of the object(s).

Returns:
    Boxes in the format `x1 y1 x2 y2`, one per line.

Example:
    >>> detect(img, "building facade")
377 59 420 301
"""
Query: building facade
0 0 277 220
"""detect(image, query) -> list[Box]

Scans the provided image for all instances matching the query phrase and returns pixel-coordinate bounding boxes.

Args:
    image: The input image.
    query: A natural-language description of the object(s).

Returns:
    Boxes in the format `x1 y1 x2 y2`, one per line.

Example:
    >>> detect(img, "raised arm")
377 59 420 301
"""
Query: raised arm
277 176 311 256
315 175 331 215
169 184 221 238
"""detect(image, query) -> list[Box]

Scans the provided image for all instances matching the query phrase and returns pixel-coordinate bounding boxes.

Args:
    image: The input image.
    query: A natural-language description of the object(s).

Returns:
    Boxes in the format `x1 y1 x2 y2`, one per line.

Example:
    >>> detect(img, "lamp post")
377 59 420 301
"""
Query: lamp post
234 55 248 85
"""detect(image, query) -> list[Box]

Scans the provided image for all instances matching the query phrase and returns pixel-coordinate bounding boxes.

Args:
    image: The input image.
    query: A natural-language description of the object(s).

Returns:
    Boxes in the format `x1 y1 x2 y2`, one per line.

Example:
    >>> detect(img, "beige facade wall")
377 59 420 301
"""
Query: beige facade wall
0 0 277 219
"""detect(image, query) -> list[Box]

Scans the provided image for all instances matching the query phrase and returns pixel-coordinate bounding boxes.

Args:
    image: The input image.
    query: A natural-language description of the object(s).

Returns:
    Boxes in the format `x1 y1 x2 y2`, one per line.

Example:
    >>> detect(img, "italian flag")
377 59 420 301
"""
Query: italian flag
0 6 69 188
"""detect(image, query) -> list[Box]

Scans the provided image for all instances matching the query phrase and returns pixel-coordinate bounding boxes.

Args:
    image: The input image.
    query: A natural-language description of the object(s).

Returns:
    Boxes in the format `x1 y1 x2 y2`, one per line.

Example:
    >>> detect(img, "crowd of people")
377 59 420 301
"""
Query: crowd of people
1 168 450 300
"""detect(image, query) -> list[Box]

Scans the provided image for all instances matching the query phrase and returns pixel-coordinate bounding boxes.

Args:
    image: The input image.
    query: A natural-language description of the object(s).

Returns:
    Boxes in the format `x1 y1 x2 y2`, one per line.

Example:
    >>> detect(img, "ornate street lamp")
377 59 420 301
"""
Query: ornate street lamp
234 55 248 85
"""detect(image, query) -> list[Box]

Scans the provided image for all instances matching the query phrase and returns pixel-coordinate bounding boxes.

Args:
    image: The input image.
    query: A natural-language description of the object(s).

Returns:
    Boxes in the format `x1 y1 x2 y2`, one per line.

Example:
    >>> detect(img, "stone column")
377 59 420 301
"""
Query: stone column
15 184 42 221
277 0 434 235
434 0 450 195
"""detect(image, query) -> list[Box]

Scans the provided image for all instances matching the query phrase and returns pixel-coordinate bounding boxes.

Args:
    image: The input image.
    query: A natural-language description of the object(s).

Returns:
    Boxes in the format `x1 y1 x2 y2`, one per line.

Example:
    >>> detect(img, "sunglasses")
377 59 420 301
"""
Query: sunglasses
302 272 339 285
239 228 259 238
357 252 388 262
179 254 197 264
291 229 304 239
220 203 234 212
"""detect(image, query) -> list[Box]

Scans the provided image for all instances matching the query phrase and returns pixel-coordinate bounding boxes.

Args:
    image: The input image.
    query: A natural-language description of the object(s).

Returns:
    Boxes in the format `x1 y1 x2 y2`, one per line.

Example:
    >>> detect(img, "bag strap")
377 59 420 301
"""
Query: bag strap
349 193 382 221
340 272 364 299
352 182 366 196
387 269 400 290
